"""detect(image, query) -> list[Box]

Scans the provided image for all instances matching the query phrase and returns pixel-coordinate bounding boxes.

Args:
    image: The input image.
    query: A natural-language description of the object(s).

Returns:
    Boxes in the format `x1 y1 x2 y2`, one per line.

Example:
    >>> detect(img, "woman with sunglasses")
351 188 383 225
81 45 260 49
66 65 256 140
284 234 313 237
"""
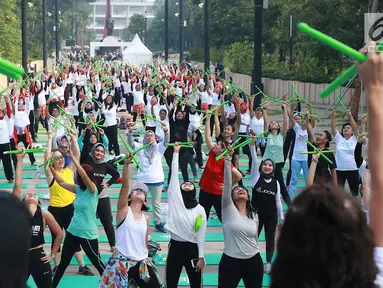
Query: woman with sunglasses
165 143 207 288
50 149 106 288
99 154 164 288
263 104 291 205
44 128 93 276
218 145 263 288
12 149 63 288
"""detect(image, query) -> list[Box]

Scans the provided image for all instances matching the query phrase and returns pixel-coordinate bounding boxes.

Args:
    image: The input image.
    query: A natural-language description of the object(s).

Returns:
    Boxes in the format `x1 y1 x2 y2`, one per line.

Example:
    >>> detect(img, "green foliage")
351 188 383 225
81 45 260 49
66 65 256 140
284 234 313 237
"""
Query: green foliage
223 41 253 74
128 14 146 38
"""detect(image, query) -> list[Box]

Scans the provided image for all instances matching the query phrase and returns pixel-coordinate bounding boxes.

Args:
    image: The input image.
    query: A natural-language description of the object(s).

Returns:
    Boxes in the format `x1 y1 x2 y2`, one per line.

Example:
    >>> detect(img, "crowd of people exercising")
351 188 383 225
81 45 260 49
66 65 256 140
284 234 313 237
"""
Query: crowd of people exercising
0 41 383 288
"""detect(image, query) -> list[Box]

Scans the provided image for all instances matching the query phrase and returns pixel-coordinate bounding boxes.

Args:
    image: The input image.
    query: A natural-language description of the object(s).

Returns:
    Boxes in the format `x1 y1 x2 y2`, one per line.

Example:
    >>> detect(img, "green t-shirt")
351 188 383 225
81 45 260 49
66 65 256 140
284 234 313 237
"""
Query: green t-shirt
263 132 284 164
67 185 99 240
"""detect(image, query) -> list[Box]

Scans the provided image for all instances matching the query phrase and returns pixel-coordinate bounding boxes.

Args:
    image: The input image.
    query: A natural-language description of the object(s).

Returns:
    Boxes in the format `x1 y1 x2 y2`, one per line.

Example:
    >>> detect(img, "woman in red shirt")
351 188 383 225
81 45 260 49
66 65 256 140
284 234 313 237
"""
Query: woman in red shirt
199 114 242 222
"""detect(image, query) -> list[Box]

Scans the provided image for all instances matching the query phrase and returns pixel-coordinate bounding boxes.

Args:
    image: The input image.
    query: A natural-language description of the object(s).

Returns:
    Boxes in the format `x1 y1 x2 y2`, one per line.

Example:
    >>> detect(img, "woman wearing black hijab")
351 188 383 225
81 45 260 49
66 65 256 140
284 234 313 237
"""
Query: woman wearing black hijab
250 141 284 274
165 143 207 288
84 143 120 252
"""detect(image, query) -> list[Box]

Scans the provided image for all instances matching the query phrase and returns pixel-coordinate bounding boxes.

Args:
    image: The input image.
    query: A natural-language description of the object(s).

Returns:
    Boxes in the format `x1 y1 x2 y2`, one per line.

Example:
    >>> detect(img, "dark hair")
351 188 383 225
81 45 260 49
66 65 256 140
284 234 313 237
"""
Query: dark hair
341 122 353 137
225 123 235 134
230 186 257 220
271 184 377 288
159 108 167 115
76 164 95 191
104 94 114 110
323 130 332 148
0 191 30 288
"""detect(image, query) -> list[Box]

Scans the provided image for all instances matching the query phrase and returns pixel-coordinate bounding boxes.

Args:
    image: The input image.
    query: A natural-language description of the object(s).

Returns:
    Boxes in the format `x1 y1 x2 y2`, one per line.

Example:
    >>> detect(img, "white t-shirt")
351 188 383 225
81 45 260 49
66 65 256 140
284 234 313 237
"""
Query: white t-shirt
239 112 250 134
0 119 10 144
335 131 358 171
102 105 117 127
251 116 264 135
292 123 309 161
374 247 383 286
224 104 235 117
132 90 144 105
199 91 211 105
211 93 220 106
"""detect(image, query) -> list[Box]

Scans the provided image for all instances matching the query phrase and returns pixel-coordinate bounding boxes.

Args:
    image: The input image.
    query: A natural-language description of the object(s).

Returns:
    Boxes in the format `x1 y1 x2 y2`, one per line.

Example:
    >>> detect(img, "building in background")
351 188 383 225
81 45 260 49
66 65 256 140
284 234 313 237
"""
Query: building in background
88 0 155 41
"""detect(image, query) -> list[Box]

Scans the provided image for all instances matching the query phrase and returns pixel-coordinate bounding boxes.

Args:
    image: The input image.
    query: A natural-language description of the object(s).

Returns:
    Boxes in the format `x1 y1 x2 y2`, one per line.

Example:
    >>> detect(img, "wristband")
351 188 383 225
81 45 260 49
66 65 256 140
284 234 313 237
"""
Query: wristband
50 254 55 259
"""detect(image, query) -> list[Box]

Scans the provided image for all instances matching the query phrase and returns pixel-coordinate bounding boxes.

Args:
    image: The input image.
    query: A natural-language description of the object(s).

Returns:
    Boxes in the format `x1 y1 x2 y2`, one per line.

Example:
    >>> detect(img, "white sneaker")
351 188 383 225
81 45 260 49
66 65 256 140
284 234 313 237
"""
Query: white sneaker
264 263 271 274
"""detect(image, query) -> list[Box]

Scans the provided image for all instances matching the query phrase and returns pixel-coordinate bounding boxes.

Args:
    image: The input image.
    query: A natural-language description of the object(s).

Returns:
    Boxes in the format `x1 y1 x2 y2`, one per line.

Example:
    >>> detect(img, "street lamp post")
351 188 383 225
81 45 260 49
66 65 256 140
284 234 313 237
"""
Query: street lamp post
21 0 28 77
144 11 147 45
204 0 210 75
55 0 60 64
289 14 293 69
179 0 184 63
42 0 47 69
165 0 169 61
251 0 264 108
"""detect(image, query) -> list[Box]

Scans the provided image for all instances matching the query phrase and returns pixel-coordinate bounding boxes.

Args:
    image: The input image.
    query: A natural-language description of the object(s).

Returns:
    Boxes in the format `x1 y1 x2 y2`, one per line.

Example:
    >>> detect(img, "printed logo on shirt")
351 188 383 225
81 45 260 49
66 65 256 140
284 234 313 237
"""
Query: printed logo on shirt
31 225 41 235
256 187 276 196
93 173 106 177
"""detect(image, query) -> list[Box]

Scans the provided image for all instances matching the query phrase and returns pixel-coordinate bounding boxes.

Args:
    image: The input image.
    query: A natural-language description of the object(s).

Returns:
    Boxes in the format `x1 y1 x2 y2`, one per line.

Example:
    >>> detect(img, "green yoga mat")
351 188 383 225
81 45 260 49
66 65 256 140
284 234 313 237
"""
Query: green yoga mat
0 174 34 179
0 165 37 171
0 183 27 189
43 232 266 243
27 273 271 287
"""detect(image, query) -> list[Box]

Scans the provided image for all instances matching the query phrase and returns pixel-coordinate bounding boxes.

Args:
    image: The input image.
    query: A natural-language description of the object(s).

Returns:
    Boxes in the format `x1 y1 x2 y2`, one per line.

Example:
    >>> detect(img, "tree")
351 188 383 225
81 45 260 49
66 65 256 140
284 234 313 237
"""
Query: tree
128 14 146 38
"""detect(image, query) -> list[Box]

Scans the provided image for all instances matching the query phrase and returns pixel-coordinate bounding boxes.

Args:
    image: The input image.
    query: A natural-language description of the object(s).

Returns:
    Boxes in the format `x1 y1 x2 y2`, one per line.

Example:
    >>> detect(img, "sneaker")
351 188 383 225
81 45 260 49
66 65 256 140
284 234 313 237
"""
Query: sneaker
78 265 94 276
116 177 123 183
52 266 58 276
7 179 14 183
155 223 167 233
264 263 271 274
209 211 218 219
31 162 36 166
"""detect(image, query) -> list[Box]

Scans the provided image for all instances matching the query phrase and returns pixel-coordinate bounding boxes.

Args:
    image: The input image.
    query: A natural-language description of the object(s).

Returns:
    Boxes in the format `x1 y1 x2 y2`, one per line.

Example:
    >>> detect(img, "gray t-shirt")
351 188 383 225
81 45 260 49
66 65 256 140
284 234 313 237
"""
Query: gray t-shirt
222 157 259 259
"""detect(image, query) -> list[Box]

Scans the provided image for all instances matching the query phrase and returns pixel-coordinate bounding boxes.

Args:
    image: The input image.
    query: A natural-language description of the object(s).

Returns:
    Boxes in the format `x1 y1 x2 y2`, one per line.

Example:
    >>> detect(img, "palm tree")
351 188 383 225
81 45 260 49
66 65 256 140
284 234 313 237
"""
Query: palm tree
75 9 90 46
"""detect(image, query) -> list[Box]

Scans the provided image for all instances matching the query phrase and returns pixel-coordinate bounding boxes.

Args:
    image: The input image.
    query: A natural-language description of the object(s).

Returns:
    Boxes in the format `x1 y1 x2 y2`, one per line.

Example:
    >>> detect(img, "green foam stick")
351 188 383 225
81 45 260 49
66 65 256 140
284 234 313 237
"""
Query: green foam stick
195 215 202 232
53 118 72 131
306 140 333 164
297 23 383 98
0 57 24 75
215 137 242 161
216 138 253 161
116 134 142 171
133 142 153 154
4 148 46 155
300 150 335 154
0 65 21 80
38 156 63 168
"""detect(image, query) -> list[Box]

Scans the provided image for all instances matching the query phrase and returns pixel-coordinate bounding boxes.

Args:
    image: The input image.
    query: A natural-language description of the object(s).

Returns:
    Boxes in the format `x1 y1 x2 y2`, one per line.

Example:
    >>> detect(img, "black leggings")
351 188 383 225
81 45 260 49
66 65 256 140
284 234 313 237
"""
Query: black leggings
104 125 120 155
164 148 189 184
28 247 52 288
218 253 263 288
48 204 81 253
97 197 115 247
16 133 36 164
52 232 105 288
0 143 14 180
125 94 133 113
166 239 201 288
199 189 222 222
237 132 252 171
274 162 291 205
133 112 145 126
337 170 360 196
187 152 197 178
258 211 277 263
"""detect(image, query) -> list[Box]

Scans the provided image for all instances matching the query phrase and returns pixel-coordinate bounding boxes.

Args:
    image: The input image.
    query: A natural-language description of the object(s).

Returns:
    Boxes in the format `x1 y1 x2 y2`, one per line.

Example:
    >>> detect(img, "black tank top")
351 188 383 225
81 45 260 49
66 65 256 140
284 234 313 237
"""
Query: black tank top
251 177 278 215
30 207 45 248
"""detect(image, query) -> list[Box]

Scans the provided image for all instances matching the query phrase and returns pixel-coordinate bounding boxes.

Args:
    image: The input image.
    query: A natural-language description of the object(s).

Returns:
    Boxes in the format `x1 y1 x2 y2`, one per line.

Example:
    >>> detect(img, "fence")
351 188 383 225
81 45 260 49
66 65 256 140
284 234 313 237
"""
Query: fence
225 71 358 107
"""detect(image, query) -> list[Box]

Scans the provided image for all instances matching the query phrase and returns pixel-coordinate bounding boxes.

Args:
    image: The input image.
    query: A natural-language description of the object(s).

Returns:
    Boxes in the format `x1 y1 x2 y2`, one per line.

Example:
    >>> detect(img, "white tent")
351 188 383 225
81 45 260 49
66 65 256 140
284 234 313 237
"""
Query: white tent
123 34 152 66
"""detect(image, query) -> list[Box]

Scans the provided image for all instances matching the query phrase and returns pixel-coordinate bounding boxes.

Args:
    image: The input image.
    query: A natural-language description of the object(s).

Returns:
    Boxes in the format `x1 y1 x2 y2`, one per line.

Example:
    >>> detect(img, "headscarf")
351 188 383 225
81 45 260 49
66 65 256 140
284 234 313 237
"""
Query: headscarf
180 184 198 209
261 159 275 180
143 131 156 165
89 143 105 164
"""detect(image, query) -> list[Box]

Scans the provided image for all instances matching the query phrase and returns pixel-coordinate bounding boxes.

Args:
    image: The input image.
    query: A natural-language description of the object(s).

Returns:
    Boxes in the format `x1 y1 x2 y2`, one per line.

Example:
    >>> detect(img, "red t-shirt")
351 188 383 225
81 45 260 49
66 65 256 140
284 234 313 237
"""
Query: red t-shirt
199 150 233 195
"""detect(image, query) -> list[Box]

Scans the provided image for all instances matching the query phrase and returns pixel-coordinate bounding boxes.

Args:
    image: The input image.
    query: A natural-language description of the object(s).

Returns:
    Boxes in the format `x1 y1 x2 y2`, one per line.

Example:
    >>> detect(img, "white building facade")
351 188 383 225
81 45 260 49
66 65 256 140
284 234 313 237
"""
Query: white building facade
88 0 155 41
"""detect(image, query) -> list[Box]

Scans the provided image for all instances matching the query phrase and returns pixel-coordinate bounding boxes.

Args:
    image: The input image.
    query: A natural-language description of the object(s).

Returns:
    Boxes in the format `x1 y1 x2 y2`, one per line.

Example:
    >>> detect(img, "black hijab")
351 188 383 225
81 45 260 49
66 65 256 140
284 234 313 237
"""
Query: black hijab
180 184 198 209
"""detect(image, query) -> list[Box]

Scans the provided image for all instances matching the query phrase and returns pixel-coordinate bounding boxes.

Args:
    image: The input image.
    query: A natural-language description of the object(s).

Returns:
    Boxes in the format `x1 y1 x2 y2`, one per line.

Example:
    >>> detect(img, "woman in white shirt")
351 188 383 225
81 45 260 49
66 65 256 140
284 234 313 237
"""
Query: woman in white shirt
132 84 145 124
219 150 263 288
99 155 164 287
100 94 120 156
127 124 169 233
330 110 360 196
250 106 266 156
165 144 207 287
